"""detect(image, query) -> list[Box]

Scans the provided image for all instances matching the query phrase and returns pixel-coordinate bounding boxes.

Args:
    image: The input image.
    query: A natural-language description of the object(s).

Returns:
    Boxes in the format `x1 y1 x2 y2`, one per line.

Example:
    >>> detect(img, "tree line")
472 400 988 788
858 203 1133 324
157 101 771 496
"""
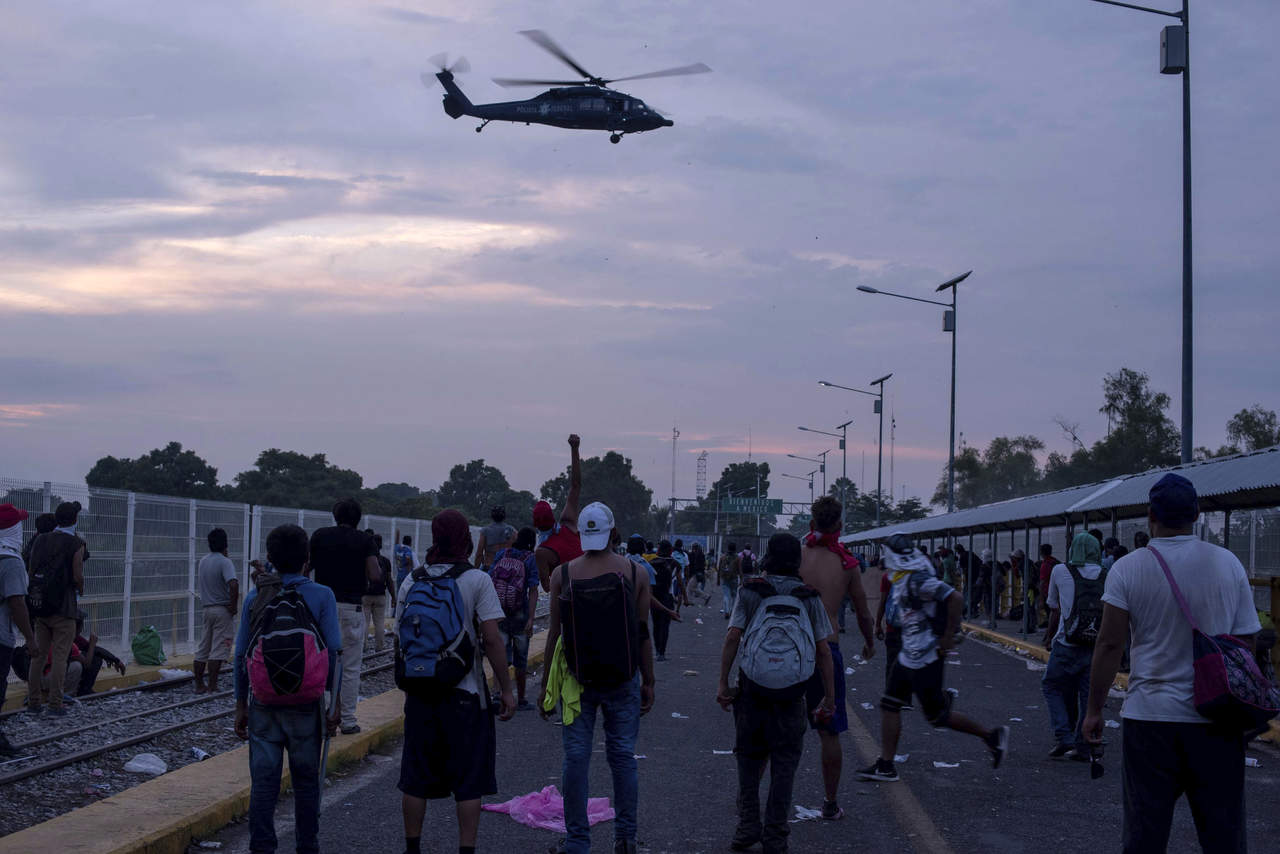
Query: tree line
933 367 1279 510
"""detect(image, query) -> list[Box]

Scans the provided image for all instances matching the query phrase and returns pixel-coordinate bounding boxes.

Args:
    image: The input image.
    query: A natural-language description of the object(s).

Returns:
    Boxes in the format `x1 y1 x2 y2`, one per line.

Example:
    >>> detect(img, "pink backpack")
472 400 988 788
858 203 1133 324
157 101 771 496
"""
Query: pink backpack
246 586 329 705
491 549 530 617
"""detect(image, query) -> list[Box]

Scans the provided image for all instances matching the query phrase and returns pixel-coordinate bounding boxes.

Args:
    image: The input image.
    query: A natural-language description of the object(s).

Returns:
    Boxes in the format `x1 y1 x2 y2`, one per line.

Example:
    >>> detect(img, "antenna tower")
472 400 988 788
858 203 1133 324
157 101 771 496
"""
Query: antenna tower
696 451 709 500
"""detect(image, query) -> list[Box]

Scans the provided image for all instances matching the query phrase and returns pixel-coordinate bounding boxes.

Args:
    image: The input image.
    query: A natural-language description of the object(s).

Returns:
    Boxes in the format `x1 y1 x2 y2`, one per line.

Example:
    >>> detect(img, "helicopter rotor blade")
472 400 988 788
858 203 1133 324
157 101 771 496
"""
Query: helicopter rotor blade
429 53 469 74
429 52 450 71
451 56 470 74
492 77 585 88
518 29 596 81
605 63 712 84
420 72 438 89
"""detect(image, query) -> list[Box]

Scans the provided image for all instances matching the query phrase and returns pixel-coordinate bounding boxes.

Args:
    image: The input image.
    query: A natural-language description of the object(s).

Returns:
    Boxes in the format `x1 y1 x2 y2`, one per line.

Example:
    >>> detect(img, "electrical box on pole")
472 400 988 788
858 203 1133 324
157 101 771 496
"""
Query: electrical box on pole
873 400 881 414
1161 25 1186 74
943 309 955 332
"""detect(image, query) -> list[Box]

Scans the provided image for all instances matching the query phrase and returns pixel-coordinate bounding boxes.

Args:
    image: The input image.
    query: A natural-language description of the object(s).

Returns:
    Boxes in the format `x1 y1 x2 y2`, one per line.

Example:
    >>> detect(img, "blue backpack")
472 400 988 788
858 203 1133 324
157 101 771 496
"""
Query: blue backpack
395 563 475 697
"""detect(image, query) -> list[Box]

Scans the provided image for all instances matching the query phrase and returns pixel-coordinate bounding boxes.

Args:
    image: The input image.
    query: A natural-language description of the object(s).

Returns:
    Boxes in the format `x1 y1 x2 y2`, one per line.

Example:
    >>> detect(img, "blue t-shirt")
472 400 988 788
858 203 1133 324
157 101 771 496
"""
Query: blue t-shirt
234 573 342 702
628 554 657 586
394 544 416 586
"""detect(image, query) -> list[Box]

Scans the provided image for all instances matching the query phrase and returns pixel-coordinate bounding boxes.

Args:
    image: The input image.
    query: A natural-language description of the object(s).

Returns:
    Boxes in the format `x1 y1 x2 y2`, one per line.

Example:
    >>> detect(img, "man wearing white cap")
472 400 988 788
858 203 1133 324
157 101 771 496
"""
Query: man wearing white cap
539 500 655 854
0 504 38 756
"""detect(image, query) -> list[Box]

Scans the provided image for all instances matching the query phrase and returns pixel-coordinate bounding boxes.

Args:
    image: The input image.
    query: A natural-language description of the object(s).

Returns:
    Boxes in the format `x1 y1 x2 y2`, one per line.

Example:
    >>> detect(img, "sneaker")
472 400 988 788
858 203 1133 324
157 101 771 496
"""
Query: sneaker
1048 743 1072 758
49 706 68 717
0 734 16 758
821 800 845 820
729 835 760 851
26 704 43 716
1068 748 1090 763
656 654 667 662
856 759 899 782
340 724 361 735
987 725 1009 769
517 700 533 712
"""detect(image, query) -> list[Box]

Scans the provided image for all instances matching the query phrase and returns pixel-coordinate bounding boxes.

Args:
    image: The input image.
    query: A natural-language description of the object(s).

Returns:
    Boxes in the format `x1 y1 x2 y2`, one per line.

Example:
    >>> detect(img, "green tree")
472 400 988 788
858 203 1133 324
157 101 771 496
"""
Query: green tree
787 513 812 536
86 442 227 500
232 449 363 510
541 451 653 538
438 460 515 524
931 436 1044 508
1226 405 1280 452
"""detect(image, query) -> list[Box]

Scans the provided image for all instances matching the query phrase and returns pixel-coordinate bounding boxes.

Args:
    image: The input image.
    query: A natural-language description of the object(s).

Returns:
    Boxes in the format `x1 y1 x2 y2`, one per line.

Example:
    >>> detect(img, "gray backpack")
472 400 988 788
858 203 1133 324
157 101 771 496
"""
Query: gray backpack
738 579 817 701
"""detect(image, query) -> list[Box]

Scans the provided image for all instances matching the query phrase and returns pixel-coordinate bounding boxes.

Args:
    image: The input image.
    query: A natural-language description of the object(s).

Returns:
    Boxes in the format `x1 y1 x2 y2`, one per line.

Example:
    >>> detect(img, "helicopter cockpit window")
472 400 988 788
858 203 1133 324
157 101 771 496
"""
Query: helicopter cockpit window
607 99 622 112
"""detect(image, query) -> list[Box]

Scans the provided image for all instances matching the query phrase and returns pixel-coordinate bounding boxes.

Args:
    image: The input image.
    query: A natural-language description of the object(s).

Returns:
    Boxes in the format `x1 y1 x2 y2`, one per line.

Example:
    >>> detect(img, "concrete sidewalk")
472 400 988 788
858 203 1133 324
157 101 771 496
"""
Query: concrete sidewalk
201 604 1280 854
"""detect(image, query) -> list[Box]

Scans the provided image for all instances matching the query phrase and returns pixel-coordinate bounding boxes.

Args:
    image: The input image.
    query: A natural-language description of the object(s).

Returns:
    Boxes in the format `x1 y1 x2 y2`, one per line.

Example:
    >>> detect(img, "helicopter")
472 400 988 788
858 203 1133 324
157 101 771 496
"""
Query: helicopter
424 30 710 144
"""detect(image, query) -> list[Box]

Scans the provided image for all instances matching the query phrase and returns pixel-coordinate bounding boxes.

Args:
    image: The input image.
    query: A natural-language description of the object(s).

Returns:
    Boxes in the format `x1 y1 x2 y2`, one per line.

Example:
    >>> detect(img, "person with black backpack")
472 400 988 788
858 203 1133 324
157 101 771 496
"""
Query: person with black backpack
233 524 342 854
1041 531 1107 760
538 501 655 854
24 500 86 716
717 533 834 854
394 509 515 854
649 541 681 661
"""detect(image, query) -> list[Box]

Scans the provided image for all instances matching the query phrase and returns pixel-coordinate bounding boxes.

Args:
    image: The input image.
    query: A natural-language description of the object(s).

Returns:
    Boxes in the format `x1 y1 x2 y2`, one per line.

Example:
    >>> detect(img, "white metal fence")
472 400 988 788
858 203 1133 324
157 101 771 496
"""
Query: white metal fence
1 477 439 659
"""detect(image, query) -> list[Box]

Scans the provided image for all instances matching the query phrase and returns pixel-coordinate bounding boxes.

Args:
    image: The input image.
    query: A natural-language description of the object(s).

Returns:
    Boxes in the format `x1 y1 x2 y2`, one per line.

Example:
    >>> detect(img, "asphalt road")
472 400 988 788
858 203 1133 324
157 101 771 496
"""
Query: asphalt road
199 597 1280 854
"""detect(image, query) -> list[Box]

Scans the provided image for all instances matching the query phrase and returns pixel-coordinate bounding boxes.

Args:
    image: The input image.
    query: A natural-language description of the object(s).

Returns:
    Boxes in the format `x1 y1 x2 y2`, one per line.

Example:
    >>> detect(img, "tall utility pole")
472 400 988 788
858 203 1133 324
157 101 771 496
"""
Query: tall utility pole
1089 0 1193 462
670 427 679 538
857 274 968 512
696 451 709 500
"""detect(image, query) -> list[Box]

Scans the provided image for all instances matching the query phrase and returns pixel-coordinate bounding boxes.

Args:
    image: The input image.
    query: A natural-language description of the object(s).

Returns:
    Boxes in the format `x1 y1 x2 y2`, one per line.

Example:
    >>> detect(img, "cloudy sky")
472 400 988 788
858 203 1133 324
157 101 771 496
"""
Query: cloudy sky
2 0 1277 512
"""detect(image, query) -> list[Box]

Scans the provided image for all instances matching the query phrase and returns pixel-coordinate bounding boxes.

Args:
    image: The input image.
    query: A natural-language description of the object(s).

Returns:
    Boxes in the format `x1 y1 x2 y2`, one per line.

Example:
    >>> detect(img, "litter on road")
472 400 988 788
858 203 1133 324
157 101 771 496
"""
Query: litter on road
791 805 823 822
894 754 909 763
712 750 733 755
860 702 875 710
670 712 689 719
932 761 960 769
1245 757 1261 768
482 785 615 833
1009 717 1023 722
1105 720 1121 729
1025 661 1047 672
123 753 167 775
845 667 855 675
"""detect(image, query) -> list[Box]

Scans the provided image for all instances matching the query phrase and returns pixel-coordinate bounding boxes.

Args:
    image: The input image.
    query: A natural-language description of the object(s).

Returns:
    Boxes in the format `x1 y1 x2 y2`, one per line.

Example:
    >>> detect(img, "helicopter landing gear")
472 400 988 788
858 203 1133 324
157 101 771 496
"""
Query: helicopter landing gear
609 133 622 144
476 120 491 133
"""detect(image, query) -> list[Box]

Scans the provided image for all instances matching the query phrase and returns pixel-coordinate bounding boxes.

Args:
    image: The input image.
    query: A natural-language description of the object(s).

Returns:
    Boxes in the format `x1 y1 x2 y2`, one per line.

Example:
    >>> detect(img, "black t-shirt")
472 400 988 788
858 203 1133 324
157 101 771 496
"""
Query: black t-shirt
367 555 392 597
309 525 377 605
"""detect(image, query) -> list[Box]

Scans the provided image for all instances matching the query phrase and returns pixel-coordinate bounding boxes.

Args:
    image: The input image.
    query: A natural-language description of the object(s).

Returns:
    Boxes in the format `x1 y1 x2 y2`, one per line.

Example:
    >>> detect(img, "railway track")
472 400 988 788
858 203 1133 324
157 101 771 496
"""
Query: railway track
0 650 396 787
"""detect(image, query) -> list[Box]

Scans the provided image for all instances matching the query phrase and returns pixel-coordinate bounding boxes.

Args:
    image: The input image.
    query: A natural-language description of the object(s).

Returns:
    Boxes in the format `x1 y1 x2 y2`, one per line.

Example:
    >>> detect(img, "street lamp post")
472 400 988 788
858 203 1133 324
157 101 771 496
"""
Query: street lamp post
798 421 854 532
787 451 831 493
781 471 818 504
820 375 892 525
1089 0 1193 462
857 271 970 513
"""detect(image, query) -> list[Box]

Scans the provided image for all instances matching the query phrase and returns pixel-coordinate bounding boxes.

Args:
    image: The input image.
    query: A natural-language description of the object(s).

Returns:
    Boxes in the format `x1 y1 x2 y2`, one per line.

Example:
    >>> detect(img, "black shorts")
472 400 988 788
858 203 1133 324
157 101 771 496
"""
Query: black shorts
881 658 951 726
398 689 497 801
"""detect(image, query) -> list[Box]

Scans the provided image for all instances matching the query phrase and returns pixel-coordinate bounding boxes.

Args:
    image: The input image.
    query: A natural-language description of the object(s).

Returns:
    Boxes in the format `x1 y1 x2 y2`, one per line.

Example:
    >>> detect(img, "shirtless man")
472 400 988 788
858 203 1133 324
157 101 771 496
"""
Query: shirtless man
799 495 875 821
535 434 584 592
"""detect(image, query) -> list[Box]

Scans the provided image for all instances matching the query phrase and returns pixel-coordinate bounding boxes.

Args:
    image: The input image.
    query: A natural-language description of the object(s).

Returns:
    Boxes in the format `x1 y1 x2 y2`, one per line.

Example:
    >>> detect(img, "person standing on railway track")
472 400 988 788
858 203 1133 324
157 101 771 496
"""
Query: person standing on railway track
535 435 585 592
24 500 85 716
0 504 38 756
799 496 875 820
1083 474 1261 853
309 497 381 735
234 523 342 854
194 527 240 694
363 531 395 652
395 508 515 854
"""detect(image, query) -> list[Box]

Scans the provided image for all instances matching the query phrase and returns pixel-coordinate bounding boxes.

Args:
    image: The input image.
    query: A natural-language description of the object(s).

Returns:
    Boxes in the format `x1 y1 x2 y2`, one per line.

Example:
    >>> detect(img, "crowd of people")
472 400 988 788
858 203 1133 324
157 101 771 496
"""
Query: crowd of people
1 440 1273 854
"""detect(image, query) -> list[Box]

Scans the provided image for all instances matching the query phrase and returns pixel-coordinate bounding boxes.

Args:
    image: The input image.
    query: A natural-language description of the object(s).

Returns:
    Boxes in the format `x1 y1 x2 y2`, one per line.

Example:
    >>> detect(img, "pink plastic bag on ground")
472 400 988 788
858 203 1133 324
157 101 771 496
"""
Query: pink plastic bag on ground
482 785 615 832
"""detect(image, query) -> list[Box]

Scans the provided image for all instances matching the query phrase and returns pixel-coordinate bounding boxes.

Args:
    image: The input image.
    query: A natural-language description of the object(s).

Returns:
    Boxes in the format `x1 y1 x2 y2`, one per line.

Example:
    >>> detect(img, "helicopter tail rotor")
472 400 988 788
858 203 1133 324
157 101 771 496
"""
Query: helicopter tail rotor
428 53 470 75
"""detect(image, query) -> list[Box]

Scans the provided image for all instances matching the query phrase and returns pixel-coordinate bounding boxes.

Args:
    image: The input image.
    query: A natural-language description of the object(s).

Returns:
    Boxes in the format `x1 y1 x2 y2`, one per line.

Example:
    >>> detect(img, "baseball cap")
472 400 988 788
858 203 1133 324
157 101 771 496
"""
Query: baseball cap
1149 473 1199 528
578 502 615 551
0 504 29 529
532 500 555 531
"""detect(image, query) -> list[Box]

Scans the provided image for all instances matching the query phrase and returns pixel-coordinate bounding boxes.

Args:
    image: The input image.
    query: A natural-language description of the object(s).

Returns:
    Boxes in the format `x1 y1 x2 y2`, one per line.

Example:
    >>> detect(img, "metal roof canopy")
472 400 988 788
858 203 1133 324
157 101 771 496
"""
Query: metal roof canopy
842 445 1280 544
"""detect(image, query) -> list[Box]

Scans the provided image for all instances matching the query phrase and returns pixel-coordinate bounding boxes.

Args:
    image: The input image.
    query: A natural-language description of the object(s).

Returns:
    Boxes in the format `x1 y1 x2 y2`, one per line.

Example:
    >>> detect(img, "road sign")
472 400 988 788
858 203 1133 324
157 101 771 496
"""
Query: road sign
722 497 783 514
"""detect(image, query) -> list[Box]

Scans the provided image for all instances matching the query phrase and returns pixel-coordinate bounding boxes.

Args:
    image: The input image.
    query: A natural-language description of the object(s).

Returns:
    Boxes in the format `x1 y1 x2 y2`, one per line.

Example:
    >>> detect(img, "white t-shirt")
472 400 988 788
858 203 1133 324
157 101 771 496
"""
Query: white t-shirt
394 564 504 698
0 556 29 647
1102 536 1261 723
1046 562 1104 648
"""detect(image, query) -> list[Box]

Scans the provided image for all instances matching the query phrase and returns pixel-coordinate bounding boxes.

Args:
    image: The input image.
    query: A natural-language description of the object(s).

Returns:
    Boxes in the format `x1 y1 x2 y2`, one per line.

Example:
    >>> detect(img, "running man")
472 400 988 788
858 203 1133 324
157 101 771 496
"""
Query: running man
535 435 584 592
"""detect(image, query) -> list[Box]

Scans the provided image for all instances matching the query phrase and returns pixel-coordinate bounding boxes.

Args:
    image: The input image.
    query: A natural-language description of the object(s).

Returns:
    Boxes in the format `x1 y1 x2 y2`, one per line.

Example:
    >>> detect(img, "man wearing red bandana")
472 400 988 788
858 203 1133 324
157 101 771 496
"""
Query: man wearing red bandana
798 496 875 821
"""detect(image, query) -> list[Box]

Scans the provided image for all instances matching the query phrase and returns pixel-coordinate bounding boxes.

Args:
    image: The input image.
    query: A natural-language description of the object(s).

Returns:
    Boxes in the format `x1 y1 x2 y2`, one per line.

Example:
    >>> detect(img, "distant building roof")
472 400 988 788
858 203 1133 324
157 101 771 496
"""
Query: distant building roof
842 445 1280 544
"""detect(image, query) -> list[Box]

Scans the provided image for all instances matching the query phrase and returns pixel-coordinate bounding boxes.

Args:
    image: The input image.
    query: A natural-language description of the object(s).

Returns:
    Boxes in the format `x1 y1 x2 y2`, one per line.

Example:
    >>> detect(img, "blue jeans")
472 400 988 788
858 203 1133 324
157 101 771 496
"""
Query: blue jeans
1042 641 1092 750
248 702 323 854
562 675 641 852
722 582 737 615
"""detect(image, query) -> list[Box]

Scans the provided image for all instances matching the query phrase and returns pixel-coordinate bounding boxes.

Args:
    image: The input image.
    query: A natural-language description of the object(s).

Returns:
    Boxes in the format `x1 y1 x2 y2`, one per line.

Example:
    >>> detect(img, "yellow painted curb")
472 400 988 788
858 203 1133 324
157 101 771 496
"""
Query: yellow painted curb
961 623 1130 690
0 633 548 854
3 655 197 712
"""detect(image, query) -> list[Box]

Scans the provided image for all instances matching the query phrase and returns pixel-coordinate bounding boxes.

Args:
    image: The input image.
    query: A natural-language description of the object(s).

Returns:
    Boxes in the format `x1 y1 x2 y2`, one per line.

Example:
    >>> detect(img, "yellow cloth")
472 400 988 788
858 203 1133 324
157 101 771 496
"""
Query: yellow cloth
542 636 583 726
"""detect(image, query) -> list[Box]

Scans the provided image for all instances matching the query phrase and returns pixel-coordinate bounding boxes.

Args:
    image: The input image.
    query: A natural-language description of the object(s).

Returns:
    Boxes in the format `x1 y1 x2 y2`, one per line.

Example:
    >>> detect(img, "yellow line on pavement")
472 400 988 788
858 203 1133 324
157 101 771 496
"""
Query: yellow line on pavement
844 699 955 854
